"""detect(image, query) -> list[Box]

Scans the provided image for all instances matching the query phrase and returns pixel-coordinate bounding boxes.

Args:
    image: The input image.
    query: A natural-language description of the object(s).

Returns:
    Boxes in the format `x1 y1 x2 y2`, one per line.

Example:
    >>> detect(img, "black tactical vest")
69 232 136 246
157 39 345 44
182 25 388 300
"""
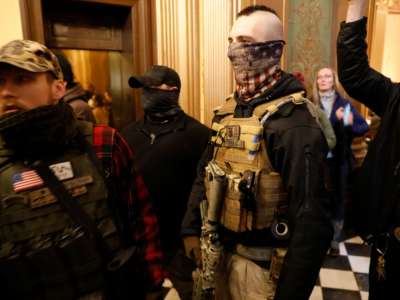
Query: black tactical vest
0 121 122 300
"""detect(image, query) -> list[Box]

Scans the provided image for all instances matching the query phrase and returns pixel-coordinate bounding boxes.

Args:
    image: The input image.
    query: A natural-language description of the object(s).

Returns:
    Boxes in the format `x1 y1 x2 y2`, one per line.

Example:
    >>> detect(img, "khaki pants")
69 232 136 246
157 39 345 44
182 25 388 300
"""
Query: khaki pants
215 253 276 300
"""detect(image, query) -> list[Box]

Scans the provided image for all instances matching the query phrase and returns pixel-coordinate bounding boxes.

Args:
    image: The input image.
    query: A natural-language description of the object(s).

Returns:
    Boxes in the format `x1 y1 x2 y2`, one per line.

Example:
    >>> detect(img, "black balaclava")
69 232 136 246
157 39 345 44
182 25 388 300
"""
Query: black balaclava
141 88 181 120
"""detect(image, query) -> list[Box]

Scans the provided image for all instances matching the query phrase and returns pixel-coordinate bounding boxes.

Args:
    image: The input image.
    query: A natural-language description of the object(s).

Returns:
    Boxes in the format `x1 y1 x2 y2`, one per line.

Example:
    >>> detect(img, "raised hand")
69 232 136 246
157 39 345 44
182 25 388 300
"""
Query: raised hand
346 0 367 23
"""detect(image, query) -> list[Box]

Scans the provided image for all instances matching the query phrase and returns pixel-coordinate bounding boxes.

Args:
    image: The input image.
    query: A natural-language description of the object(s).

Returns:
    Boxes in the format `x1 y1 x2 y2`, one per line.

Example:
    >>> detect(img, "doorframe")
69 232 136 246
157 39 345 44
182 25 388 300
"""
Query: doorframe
19 0 154 126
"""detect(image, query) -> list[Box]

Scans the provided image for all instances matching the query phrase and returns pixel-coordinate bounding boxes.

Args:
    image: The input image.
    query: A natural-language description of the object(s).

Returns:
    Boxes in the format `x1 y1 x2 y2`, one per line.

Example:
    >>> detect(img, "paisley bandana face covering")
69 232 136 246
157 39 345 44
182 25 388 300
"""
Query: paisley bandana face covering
228 40 285 101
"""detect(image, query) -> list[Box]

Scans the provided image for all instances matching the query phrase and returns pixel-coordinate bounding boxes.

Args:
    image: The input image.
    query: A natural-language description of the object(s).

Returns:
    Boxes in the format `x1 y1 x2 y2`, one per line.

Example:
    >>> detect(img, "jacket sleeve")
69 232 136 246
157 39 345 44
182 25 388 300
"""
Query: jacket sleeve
337 17 395 117
112 132 165 290
181 142 214 237
266 110 333 300
350 102 369 136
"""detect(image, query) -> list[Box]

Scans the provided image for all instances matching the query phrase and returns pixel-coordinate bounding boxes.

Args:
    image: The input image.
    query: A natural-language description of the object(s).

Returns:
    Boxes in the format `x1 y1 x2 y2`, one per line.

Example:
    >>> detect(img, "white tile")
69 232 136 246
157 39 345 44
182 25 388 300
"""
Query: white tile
164 288 181 300
309 286 323 300
319 269 359 291
345 236 364 244
348 255 370 273
162 278 174 288
360 291 369 300
339 242 348 256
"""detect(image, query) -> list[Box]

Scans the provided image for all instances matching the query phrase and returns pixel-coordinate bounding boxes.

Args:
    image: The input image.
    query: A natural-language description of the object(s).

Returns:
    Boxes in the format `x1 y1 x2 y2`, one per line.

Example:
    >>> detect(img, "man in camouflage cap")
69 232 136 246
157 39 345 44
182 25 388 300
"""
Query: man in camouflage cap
0 40 165 300
0 39 63 79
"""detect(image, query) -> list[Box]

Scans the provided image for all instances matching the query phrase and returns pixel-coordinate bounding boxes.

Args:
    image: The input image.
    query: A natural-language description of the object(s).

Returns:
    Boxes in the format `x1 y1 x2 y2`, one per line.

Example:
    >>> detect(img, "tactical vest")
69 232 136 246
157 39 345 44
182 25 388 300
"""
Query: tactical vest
0 121 121 300
205 92 306 234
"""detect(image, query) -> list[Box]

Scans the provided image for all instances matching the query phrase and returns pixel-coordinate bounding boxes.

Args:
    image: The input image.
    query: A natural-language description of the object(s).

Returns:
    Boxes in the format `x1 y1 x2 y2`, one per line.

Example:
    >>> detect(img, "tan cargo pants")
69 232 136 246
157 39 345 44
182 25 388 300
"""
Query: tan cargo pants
215 253 277 300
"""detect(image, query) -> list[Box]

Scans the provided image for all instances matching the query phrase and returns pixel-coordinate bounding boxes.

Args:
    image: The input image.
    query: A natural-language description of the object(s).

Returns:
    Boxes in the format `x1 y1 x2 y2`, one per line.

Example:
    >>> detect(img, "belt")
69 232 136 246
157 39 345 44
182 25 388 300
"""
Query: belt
235 243 273 262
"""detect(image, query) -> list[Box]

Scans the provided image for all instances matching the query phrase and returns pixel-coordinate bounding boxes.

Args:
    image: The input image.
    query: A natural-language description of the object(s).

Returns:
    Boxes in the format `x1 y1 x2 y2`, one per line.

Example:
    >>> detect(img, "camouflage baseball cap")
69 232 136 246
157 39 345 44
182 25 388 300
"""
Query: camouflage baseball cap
0 40 63 80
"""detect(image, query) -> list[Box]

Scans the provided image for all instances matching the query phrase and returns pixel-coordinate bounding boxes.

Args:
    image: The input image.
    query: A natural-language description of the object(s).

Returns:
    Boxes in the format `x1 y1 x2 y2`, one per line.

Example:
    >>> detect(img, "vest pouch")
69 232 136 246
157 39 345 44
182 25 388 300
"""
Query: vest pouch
59 232 105 296
0 233 105 300
220 173 256 232
0 246 75 300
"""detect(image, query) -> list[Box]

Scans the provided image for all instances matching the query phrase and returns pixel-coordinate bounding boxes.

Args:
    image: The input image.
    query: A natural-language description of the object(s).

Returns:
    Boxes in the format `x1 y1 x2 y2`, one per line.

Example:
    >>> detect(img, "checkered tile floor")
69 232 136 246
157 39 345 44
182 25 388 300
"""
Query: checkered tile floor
310 236 371 300
164 235 371 300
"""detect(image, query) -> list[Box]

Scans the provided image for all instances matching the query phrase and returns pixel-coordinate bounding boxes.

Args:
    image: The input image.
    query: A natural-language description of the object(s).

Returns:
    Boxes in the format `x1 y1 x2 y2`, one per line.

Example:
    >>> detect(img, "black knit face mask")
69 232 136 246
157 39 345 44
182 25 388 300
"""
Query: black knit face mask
0 101 77 158
140 88 181 118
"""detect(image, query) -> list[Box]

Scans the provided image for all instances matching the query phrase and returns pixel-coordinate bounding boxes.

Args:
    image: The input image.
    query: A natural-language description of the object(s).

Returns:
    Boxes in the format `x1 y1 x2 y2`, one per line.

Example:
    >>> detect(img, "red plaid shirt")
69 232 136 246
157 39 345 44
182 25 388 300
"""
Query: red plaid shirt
92 125 164 289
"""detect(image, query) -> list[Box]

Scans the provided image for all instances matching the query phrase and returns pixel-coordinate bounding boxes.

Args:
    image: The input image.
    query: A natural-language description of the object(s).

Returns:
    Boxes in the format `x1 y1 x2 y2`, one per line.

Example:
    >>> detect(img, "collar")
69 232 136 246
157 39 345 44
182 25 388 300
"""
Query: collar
136 111 187 144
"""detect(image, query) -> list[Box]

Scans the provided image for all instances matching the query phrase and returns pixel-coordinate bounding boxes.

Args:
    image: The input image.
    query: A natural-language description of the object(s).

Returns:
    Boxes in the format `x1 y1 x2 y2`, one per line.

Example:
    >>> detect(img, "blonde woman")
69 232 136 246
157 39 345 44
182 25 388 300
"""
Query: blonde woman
313 67 368 256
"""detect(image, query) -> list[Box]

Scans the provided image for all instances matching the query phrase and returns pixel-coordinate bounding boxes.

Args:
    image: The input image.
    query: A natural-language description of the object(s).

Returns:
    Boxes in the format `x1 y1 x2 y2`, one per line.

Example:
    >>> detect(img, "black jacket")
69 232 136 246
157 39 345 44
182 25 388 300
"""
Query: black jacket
122 111 211 255
182 72 333 300
337 17 400 237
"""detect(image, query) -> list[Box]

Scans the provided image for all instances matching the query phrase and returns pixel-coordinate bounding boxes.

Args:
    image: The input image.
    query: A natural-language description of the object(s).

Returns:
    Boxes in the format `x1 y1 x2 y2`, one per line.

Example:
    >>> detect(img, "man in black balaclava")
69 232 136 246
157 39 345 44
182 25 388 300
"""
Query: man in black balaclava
122 65 210 300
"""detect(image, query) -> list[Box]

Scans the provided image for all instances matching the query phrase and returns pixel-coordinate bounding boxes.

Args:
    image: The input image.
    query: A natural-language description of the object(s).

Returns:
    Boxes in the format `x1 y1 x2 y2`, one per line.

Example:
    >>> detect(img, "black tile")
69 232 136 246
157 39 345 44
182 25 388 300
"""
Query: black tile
322 255 352 271
354 272 369 292
322 288 362 300
344 243 371 257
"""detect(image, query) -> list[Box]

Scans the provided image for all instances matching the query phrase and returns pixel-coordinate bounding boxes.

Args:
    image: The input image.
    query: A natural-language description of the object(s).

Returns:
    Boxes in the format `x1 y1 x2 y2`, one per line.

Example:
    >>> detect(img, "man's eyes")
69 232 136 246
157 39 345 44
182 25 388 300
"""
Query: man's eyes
15 75 33 83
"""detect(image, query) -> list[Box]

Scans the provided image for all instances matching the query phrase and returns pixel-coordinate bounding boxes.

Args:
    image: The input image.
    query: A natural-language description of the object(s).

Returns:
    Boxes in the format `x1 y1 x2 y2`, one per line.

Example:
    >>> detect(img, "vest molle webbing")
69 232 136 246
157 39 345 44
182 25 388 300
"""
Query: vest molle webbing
206 93 305 233
0 122 121 299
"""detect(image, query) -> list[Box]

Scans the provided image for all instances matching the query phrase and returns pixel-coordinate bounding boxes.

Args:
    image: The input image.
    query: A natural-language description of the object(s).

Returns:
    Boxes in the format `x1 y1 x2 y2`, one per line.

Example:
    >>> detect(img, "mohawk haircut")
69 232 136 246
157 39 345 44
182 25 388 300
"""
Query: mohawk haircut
237 5 279 19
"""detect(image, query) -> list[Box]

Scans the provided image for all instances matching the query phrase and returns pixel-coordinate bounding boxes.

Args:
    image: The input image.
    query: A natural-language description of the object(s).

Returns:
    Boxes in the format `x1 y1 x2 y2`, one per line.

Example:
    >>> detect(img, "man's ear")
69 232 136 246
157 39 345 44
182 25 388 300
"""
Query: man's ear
51 79 67 103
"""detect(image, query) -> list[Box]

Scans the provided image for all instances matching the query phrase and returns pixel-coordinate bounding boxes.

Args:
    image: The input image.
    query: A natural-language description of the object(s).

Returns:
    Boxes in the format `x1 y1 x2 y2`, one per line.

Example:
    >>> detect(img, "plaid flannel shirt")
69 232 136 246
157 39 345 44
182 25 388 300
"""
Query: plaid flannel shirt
92 125 164 289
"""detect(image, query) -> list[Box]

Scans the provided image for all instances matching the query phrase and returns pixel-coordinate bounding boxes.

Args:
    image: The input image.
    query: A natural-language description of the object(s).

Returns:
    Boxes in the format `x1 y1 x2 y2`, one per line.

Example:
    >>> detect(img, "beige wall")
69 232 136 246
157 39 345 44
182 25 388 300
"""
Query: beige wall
382 13 400 82
370 3 400 81
0 0 23 46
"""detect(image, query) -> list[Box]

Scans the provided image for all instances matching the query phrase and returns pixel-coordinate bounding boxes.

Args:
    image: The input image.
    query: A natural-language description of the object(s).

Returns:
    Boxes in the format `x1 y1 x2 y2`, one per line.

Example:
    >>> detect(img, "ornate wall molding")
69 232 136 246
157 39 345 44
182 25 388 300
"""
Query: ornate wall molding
286 0 333 93
376 0 400 12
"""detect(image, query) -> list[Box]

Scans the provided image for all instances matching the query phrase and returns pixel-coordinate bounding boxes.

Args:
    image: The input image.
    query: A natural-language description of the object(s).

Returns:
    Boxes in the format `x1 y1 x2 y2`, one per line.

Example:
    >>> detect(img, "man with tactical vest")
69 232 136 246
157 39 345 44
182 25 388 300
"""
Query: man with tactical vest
181 5 333 300
0 40 164 300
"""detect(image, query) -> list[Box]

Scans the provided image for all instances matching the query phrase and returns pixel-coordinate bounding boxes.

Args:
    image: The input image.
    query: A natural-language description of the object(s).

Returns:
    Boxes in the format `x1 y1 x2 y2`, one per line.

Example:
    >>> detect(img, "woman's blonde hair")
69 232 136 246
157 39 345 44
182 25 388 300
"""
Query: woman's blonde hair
312 67 344 106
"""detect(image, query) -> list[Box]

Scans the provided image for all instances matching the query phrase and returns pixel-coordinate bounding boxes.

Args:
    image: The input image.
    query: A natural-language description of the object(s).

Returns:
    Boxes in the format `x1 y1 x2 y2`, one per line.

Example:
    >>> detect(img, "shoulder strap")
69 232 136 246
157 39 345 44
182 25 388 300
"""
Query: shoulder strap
304 100 337 150
213 92 306 124
76 120 94 143
254 92 305 122
33 160 112 259
0 137 14 170
214 94 236 116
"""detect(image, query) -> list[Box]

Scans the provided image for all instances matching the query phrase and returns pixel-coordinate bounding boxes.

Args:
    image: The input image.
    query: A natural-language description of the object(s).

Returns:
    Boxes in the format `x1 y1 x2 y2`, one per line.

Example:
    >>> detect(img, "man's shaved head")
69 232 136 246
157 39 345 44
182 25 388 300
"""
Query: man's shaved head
229 6 284 43
237 5 278 18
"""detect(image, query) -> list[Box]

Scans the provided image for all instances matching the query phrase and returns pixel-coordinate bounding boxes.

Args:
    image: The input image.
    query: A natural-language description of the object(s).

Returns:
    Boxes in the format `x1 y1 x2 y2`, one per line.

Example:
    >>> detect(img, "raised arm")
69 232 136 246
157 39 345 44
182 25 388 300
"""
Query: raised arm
337 0 396 116
346 0 366 22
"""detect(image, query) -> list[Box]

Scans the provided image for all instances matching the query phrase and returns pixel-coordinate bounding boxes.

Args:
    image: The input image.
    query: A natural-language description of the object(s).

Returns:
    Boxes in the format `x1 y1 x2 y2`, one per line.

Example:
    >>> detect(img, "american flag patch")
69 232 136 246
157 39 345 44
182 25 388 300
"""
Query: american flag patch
12 170 44 192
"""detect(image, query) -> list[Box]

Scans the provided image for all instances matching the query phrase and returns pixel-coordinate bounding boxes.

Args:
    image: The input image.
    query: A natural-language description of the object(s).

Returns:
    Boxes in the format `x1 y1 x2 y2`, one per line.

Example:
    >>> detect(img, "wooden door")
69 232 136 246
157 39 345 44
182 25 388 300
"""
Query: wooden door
19 0 154 129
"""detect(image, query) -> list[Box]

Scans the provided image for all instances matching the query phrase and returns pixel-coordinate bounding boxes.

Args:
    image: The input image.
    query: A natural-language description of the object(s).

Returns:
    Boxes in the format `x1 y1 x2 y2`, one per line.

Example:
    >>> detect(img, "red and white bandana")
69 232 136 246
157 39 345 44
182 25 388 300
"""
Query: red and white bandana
228 40 285 101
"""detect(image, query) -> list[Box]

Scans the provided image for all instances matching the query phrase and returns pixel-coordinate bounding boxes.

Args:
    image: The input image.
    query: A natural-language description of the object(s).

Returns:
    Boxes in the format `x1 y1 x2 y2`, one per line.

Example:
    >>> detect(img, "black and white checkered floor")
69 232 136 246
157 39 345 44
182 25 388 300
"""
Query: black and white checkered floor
310 236 370 300
164 236 371 300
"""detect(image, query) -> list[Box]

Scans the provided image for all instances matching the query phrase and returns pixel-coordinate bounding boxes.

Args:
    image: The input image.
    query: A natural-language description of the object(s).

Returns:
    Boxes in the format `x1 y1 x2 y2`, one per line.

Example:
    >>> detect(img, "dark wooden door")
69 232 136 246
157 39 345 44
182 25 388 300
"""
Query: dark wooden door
19 0 153 129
